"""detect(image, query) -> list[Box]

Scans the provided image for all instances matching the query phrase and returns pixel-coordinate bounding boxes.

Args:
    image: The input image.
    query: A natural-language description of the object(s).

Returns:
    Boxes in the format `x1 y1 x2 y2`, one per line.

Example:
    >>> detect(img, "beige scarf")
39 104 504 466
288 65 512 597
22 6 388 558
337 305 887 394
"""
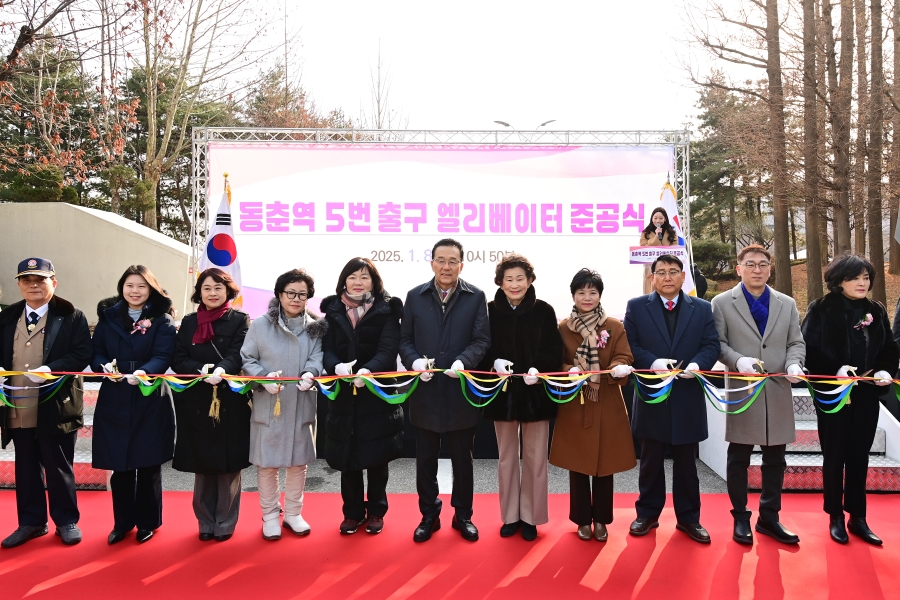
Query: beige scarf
567 305 607 401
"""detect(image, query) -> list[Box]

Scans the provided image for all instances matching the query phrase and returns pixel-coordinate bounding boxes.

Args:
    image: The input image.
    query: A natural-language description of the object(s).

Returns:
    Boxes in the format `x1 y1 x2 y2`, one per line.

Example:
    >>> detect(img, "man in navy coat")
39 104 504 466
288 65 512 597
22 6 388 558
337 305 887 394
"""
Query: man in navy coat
624 254 720 543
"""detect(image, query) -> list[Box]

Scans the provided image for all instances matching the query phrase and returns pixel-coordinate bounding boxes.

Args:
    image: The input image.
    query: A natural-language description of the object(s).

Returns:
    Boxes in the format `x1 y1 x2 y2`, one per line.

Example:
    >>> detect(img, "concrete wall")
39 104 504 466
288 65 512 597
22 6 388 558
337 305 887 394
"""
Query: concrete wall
0 203 191 324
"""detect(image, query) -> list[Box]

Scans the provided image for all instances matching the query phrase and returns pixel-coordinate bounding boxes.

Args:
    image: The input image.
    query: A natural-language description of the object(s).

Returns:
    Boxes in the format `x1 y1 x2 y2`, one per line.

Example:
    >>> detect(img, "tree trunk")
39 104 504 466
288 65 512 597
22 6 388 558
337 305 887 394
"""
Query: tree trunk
817 0 831 267
853 0 868 255
890 0 900 274
826 0 854 254
805 0 824 301
765 0 793 295
867 0 886 303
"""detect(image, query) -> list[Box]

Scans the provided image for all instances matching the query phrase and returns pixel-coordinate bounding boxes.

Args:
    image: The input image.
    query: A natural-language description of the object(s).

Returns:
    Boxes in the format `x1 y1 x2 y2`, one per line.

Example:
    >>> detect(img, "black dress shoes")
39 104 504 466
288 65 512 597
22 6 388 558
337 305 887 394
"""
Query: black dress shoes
108 529 129 545
848 517 883 546
413 517 441 542
199 532 215 541
676 522 711 544
1 524 48 548
755 518 799 544
733 519 753 545
629 517 659 536
500 520 521 537
136 529 154 543
452 516 479 541
214 533 233 542
521 523 537 541
829 516 848 544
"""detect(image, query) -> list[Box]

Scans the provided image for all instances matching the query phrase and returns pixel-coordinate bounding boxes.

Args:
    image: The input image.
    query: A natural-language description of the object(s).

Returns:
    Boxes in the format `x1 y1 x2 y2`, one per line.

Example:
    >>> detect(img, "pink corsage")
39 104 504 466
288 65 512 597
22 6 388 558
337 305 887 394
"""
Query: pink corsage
854 313 874 330
131 318 153 335
597 330 611 348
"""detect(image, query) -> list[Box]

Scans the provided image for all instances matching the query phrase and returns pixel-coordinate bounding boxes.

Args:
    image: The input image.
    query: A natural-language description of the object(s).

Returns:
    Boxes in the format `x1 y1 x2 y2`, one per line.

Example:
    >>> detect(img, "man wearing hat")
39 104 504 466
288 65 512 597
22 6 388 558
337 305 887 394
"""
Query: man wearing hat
0 258 92 548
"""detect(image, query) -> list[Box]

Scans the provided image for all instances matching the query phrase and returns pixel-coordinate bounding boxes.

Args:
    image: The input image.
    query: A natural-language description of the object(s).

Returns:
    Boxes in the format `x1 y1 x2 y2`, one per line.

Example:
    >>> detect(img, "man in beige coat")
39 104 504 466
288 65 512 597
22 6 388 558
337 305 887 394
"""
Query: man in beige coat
711 245 806 546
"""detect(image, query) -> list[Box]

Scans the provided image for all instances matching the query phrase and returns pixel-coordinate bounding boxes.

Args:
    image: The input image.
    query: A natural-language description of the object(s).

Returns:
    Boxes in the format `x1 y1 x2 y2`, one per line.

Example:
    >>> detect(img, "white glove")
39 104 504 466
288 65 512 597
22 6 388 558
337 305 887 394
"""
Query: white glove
523 367 540 385
0 366 6 385
412 357 434 382
678 362 700 379
205 366 225 385
444 359 465 378
836 365 856 379
611 364 634 379
650 358 675 373
354 368 371 388
263 371 283 395
493 358 513 375
568 366 581 374
785 364 804 383
873 370 893 386
736 356 761 375
334 360 356 377
101 361 122 381
296 372 315 392
24 365 51 383
125 369 146 385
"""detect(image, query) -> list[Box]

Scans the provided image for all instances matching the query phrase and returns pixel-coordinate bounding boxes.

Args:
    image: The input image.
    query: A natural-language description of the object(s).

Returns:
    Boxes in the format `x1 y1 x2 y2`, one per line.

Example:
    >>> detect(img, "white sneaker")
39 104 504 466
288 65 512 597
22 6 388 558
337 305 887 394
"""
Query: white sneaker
262 518 281 541
283 514 311 536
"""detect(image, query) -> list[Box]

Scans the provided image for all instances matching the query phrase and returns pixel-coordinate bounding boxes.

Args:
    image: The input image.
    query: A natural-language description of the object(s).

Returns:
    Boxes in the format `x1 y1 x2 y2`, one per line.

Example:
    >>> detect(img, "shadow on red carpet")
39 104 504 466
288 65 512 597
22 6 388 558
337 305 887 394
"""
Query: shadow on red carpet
0 492 898 599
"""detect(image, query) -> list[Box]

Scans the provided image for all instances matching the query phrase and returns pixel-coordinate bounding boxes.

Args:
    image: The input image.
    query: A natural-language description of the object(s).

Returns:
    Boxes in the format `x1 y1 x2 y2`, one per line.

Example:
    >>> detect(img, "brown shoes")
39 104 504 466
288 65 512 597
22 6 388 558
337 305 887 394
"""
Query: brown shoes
366 516 384 535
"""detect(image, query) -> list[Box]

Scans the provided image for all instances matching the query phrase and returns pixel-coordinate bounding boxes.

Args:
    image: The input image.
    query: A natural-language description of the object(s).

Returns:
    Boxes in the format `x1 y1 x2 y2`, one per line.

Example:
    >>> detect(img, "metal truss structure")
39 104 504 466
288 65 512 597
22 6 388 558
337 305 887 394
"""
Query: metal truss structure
191 128 691 272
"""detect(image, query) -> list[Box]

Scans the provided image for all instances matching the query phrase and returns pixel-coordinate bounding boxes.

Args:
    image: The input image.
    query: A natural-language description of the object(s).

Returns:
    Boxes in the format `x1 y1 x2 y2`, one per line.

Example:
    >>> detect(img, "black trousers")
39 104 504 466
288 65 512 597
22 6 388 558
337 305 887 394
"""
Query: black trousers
341 463 390 520
727 442 785 522
10 428 79 527
635 438 701 524
414 426 475 520
110 465 163 532
569 471 613 526
817 395 880 518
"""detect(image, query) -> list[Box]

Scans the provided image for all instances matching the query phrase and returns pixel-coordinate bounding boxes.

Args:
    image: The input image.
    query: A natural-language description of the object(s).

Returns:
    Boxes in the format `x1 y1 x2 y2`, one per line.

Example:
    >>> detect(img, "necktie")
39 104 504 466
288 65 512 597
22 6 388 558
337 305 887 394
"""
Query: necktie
441 289 449 301
28 311 39 326
666 300 674 312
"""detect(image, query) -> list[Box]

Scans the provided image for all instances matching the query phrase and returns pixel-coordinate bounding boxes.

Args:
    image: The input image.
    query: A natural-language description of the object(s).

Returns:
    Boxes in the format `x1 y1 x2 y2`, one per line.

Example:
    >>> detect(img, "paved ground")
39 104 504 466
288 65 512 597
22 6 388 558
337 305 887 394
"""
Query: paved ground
160 458 728 494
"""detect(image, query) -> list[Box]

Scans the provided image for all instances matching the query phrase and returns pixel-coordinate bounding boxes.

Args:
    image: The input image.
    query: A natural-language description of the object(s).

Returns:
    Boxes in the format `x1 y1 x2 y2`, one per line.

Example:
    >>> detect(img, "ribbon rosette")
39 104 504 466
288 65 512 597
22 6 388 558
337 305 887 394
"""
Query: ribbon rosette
131 318 153 335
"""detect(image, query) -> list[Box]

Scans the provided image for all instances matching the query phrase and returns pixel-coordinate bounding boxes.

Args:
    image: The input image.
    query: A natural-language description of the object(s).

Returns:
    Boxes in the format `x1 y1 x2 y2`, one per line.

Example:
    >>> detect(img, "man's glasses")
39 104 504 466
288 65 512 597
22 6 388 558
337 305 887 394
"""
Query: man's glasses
653 269 682 278
433 258 461 267
742 261 771 271
282 291 308 300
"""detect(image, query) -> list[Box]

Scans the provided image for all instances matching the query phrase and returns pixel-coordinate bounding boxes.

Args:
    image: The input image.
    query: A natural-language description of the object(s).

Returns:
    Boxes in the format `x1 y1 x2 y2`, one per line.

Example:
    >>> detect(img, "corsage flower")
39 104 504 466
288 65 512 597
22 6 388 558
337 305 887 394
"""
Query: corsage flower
597 329 611 349
131 318 153 335
854 313 874 330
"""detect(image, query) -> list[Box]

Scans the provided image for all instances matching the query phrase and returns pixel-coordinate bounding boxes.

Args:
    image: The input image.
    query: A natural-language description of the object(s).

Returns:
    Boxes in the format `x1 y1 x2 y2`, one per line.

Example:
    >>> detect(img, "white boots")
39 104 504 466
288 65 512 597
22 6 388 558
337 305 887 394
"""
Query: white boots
261 512 311 540
283 513 311 536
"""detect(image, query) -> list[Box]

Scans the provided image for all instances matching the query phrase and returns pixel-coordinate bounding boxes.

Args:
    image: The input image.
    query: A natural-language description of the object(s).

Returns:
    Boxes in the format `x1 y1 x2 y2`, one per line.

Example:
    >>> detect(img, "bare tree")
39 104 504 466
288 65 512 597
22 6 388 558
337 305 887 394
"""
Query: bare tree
891 0 900 273
804 0 824 300
866 0 885 303
0 0 79 82
853 0 867 254
359 40 408 131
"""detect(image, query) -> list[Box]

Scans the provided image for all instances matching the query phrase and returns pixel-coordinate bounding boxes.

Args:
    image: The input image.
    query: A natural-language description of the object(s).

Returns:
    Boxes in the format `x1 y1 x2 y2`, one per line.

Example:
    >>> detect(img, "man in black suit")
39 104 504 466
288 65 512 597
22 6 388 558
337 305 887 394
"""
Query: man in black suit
0 258 92 548
623 254 720 543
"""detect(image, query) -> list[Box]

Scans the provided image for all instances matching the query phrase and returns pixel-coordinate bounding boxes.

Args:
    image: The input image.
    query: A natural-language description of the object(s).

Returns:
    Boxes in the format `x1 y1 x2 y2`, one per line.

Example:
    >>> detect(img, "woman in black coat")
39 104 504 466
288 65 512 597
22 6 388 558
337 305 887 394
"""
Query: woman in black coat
91 265 177 545
480 253 563 541
321 257 404 536
801 254 899 546
172 268 251 542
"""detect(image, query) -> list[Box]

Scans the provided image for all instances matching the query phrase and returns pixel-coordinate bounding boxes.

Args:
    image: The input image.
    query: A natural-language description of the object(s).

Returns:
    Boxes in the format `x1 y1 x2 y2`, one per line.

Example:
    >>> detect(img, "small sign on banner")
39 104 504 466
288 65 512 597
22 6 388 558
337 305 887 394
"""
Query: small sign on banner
628 246 690 265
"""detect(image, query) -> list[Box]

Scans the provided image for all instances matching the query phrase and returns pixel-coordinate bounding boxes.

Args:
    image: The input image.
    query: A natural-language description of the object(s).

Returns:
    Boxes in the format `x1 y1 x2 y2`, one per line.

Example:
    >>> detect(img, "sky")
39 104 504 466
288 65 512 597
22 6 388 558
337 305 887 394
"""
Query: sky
285 0 704 133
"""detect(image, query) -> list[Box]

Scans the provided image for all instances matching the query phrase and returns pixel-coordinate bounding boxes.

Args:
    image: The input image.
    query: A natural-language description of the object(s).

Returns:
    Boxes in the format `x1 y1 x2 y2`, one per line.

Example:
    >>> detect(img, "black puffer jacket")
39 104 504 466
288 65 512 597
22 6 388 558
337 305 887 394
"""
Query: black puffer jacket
321 292 404 471
479 286 564 422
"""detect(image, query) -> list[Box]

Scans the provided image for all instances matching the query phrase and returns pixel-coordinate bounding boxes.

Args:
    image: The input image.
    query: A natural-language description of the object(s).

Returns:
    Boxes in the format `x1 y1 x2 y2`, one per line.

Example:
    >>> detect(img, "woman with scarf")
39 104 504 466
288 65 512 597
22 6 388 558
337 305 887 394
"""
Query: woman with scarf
172 268 251 542
241 269 327 541
320 257 404 535
480 253 563 541
549 268 636 542
91 265 177 545
639 207 679 294
802 254 898 546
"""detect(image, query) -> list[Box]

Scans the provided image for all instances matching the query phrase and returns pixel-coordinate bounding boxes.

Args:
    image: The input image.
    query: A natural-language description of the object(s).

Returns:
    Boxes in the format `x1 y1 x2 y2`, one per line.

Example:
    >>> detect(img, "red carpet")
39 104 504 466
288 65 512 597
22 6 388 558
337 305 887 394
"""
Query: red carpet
1 491 899 599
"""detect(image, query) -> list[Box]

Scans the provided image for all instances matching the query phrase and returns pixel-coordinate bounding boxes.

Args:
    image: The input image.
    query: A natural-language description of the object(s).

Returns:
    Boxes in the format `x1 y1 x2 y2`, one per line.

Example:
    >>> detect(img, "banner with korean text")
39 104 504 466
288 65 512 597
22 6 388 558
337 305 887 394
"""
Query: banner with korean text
207 144 675 319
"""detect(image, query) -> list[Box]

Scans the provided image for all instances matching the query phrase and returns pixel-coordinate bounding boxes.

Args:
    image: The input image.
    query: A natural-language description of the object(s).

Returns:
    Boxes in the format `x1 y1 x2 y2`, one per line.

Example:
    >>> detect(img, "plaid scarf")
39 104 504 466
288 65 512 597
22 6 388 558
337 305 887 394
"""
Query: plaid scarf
435 283 457 304
342 291 374 329
567 304 607 379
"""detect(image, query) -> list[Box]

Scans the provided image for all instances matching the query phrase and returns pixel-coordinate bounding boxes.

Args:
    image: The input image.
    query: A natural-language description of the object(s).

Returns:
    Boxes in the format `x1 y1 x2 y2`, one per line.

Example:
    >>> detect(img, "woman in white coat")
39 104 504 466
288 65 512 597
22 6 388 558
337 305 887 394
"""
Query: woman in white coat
241 269 327 540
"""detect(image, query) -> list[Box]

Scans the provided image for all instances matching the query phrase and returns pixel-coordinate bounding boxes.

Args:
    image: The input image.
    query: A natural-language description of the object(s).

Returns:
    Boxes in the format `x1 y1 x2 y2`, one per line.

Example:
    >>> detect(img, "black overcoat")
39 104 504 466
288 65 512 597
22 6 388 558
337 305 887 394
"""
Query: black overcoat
90 296 177 471
171 308 252 474
0 295 92 448
624 292 721 445
321 293 404 471
479 286 563 422
399 277 491 432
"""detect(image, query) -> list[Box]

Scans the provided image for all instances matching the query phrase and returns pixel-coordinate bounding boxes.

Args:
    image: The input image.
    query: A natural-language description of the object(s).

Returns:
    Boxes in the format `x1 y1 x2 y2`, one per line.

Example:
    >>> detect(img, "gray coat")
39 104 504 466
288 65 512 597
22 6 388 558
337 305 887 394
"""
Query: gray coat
240 298 327 468
711 285 806 446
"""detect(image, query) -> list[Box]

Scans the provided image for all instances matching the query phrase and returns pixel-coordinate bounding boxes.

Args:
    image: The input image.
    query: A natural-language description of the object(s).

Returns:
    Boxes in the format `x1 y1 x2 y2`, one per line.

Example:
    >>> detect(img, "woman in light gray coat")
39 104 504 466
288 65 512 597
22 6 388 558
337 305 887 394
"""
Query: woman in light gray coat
241 269 326 541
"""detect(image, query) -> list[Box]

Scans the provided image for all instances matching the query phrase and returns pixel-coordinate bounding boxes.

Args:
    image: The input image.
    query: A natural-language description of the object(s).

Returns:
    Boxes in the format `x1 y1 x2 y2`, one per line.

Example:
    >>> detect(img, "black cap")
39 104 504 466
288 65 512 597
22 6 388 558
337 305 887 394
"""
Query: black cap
16 257 55 278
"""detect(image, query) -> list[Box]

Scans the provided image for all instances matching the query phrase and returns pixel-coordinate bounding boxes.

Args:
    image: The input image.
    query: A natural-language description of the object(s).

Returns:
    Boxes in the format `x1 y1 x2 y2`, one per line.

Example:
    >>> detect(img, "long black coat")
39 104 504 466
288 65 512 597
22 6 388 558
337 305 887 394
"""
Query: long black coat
90 296 177 471
0 296 92 448
803 292 899 403
624 292 721 445
399 278 491 432
171 308 252 474
321 293 404 471
479 286 563 422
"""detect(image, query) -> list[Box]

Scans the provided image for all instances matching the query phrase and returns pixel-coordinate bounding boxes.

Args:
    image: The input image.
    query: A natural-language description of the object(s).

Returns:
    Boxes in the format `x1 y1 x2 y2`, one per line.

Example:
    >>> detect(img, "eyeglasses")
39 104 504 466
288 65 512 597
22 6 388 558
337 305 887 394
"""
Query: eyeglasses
742 261 771 271
433 258 461 267
653 269 682 278
282 291 308 300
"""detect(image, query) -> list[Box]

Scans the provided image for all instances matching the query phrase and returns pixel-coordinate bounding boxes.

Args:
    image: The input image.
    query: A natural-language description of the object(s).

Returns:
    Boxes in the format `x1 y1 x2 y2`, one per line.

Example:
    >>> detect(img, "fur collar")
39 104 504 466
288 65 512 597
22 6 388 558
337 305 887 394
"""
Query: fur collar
0 295 76 325
97 294 173 321
264 297 327 339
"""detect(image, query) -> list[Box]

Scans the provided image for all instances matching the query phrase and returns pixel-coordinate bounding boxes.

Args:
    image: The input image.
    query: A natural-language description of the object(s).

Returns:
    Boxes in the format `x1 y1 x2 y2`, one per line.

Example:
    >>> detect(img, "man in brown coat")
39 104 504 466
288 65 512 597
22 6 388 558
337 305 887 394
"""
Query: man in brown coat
711 245 806 545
